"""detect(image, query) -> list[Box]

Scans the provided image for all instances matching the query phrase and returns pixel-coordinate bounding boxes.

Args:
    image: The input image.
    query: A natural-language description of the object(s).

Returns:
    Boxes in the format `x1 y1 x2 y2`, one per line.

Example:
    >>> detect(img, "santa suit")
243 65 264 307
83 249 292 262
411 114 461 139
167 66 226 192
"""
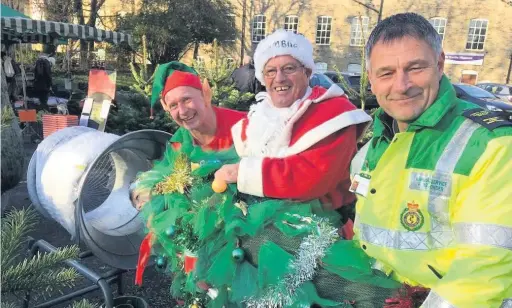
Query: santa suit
171 106 246 151
232 85 371 211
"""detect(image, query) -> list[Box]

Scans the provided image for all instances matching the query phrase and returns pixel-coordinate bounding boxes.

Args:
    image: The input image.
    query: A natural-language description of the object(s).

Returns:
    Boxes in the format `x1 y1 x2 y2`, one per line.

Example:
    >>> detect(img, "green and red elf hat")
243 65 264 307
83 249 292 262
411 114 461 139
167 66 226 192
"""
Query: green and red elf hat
150 61 202 118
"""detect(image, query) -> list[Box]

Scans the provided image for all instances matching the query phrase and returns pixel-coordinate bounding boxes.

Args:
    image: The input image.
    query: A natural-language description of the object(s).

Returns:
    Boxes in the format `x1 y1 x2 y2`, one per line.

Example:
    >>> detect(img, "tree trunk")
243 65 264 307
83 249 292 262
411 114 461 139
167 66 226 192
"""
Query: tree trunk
193 42 199 60
74 0 89 70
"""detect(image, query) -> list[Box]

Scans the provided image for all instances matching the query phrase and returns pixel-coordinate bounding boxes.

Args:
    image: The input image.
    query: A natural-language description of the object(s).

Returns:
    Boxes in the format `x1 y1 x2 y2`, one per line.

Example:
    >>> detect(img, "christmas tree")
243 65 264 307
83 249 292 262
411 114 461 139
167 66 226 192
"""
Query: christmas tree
133 129 402 307
1 207 96 308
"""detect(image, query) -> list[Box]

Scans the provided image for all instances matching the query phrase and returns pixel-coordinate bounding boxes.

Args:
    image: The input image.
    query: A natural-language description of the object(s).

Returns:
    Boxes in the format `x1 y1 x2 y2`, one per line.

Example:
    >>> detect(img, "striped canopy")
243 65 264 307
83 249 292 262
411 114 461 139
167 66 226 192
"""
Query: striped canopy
1 17 133 48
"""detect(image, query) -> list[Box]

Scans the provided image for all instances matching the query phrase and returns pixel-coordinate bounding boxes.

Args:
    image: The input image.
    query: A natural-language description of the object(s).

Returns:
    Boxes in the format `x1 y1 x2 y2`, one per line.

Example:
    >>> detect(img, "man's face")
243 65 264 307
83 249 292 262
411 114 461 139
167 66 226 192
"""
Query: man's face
162 86 207 130
368 36 445 124
263 55 311 108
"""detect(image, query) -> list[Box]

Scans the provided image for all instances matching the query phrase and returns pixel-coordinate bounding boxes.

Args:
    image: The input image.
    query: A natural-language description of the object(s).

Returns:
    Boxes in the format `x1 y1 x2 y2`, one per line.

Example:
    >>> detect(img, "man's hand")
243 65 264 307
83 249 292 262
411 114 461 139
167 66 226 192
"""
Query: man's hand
214 163 240 184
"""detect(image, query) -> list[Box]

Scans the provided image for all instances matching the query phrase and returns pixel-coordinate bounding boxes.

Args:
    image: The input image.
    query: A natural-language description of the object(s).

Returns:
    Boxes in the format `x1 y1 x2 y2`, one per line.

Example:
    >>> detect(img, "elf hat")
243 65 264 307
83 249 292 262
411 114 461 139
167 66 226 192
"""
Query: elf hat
150 61 202 118
253 29 315 83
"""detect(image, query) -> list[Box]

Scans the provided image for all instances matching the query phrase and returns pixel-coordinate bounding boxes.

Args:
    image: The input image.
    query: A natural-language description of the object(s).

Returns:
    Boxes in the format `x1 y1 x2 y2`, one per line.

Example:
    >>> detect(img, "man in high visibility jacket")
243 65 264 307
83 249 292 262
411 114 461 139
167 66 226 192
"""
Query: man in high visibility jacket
352 12 512 307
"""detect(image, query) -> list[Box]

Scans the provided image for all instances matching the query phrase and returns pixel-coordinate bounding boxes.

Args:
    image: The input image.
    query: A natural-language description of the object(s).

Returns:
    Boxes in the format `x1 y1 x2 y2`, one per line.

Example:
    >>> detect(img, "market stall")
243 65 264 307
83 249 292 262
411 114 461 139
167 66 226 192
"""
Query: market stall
1 5 133 138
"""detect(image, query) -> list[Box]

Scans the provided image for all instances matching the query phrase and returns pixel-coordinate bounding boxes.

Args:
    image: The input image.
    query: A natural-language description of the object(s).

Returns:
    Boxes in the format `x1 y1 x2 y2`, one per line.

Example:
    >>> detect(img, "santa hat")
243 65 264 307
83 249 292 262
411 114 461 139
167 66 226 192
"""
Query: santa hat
253 29 315 84
150 61 202 117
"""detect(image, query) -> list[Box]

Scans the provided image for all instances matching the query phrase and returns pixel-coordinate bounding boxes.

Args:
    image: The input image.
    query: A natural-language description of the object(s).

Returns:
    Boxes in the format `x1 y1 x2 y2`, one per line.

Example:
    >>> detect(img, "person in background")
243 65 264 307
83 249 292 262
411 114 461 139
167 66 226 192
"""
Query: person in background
33 45 56 110
230 55 264 95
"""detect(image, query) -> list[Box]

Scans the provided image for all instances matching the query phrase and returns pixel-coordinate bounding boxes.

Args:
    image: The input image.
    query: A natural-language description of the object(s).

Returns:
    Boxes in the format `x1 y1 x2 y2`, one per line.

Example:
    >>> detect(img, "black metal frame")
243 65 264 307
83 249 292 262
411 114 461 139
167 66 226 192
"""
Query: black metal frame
23 238 126 308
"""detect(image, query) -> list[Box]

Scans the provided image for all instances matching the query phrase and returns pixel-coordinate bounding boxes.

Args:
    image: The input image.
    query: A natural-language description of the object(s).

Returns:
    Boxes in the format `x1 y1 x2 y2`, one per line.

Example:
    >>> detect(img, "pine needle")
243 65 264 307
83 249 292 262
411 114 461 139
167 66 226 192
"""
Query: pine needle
1 207 39 268
70 299 99 308
0 301 17 308
1 246 80 294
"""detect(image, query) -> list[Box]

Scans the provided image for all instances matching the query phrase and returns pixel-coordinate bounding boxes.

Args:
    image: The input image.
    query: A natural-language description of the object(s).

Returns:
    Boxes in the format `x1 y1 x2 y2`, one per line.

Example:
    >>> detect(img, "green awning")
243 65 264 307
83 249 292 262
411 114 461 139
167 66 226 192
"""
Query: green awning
1 15 132 48
0 4 29 18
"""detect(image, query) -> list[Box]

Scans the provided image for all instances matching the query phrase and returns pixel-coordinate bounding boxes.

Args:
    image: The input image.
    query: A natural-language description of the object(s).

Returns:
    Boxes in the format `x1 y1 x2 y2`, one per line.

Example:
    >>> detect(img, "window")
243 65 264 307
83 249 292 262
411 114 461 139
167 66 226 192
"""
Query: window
350 16 369 46
226 57 235 67
347 63 362 73
226 14 236 41
252 15 266 43
284 15 299 33
429 17 447 43
316 16 332 45
466 19 488 50
196 56 205 66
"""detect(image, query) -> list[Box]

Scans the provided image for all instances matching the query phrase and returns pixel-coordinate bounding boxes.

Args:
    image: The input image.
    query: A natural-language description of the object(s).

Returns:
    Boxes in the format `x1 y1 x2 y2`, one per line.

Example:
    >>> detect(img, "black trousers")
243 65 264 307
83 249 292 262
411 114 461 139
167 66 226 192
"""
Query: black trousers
336 200 356 224
34 89 50 111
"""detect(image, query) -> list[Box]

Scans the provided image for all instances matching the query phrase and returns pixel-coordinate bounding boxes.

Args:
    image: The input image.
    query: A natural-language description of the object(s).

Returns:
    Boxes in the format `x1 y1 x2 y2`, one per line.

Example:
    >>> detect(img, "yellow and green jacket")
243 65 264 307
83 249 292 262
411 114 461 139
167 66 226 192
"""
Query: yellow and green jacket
353 76 512 307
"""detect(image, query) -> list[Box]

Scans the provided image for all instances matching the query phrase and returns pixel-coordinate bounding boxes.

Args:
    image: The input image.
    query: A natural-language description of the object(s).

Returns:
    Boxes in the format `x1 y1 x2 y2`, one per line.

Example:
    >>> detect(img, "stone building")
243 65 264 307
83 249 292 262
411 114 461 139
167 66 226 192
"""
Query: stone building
186 0 512 84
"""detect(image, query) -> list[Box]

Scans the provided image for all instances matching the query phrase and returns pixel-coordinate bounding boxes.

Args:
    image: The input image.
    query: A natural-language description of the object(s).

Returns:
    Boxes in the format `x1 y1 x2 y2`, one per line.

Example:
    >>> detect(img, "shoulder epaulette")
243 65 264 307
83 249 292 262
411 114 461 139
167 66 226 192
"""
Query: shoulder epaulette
462 108 512 131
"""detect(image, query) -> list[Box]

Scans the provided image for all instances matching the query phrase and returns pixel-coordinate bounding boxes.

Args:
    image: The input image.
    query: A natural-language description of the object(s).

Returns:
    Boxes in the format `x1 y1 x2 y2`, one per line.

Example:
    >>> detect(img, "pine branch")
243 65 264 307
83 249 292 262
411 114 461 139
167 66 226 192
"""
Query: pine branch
70 299 99 308
1 301 17 308
4 267 79 297
1 246 80 294
1 208 38 269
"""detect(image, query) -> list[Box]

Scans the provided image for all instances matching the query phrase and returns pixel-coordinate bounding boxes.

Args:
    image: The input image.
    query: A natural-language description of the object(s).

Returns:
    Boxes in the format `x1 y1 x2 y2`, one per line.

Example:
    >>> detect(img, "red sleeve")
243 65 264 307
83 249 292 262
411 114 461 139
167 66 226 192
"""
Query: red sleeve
237 125 357 199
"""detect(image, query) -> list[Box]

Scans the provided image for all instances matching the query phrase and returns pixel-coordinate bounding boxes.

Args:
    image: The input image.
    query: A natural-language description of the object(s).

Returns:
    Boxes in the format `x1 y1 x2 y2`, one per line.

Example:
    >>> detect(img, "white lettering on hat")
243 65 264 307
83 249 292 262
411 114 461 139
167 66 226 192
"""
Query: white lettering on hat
254 29 315 83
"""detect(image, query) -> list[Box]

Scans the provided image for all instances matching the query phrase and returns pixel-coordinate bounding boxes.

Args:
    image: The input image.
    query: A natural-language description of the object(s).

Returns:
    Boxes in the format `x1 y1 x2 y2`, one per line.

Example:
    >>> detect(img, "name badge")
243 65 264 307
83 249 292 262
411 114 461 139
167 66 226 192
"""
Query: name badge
349 173 371 197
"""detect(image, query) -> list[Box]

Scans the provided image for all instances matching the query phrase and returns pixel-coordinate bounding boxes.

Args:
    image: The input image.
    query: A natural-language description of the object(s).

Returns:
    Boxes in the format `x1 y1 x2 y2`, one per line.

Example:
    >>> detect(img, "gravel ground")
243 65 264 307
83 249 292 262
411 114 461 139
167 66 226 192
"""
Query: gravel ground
2 142 175 308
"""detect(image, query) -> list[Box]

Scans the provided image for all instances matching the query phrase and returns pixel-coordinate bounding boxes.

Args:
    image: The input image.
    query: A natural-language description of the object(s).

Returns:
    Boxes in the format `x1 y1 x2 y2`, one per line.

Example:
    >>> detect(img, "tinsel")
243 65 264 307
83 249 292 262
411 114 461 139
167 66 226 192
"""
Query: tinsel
245 216 339 307
154 153 194 194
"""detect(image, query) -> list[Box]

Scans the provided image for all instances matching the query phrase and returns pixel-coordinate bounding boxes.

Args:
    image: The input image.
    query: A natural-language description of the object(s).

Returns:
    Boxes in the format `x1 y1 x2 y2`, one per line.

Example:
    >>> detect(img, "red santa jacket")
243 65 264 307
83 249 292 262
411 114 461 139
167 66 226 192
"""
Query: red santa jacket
231 85 371 210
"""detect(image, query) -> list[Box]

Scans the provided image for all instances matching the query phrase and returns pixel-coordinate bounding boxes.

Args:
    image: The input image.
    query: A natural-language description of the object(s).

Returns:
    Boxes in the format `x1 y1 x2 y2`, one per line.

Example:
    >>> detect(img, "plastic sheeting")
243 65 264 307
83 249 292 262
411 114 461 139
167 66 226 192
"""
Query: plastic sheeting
27 127 120 238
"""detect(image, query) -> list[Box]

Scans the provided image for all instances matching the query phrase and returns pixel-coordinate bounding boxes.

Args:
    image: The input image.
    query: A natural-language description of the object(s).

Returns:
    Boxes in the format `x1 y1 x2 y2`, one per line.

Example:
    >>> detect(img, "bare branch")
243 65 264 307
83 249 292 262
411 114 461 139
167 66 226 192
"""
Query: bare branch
351 0 379 13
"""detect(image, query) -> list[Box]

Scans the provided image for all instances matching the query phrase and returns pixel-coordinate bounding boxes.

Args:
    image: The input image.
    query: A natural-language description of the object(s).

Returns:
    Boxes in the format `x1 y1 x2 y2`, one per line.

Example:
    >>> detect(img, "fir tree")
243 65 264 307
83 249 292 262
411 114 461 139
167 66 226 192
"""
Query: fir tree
1 207 96 308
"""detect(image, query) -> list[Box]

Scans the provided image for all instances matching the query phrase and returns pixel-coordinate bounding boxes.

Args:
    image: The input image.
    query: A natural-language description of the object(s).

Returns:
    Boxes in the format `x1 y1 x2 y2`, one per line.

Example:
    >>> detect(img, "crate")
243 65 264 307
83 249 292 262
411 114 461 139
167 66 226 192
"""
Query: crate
42 114 79 138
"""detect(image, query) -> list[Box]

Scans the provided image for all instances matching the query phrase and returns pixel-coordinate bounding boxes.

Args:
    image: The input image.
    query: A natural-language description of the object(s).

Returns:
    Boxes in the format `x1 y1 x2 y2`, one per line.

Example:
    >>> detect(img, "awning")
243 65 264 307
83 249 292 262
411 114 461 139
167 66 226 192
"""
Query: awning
1 17 133 48
0 4 29 18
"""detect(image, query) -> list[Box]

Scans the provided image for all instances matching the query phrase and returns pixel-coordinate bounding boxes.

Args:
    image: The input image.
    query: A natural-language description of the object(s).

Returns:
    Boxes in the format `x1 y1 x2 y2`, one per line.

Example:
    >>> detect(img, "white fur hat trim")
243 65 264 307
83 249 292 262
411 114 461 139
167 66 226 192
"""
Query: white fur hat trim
254 29 315 83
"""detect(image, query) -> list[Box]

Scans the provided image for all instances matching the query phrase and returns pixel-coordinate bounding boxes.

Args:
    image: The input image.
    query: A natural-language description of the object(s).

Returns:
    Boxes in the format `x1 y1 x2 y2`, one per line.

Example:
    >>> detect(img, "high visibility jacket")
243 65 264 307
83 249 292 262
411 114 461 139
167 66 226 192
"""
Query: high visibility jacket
353 76 512 307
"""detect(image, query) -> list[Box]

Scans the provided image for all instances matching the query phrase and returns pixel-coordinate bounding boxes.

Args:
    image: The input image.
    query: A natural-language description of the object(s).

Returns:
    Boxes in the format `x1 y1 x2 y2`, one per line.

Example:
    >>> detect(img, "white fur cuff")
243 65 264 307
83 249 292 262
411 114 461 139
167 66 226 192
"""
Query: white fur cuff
237 157 264 197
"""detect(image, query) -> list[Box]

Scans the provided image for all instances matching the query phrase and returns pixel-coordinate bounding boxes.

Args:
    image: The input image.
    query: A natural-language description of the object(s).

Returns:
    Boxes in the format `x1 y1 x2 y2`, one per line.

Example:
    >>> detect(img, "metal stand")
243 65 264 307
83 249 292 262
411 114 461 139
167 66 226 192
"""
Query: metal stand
23 238 126 308
21 122 42 143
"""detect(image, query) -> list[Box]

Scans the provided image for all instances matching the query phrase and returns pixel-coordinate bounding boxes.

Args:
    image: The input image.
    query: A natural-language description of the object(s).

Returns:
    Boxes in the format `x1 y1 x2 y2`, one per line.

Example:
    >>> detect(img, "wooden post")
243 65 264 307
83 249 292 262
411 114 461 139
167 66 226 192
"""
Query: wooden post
240 0 247 66
506 53 512 84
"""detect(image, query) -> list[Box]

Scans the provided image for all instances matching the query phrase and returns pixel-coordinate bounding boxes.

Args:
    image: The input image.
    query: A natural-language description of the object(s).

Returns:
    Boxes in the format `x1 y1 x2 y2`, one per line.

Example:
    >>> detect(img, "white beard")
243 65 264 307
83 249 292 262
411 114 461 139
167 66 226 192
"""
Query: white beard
244 89 312 157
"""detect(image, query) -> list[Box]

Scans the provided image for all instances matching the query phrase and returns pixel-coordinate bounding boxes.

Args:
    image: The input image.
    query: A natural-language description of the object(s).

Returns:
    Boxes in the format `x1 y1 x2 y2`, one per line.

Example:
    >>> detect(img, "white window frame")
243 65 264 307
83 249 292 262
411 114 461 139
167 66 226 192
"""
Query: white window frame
466 19 488 51
461 69 479 84
196 56 205 66
284 15 299 34
226 14 236 42
429 17 447 44
252 15 266 43
316 16 332 45
350 16 369 47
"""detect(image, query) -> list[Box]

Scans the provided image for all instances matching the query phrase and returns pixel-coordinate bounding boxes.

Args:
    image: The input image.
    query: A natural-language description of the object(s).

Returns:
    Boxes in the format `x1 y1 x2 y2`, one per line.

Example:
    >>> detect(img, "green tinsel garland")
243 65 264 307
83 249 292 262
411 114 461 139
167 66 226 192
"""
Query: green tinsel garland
135 128 401 307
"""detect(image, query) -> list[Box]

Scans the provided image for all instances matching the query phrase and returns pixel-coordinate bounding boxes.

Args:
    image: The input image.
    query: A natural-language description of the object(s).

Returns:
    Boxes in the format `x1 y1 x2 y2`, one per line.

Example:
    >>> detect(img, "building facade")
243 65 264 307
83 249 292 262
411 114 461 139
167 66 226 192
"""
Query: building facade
187 0 512 84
